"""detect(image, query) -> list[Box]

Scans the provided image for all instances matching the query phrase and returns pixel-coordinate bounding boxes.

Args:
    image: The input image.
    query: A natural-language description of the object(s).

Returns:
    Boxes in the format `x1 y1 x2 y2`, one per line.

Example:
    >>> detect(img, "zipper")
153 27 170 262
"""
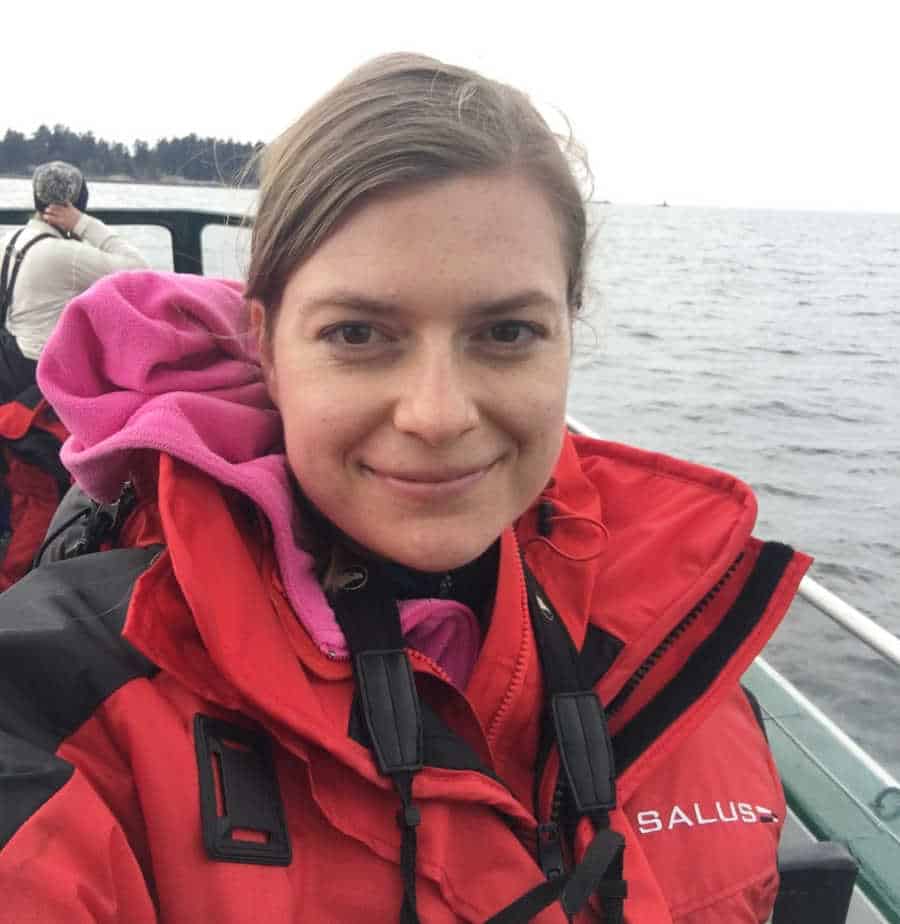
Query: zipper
531 556 745 883
537 776 567 879
606 553 744 718
525 576 568 880
323 642 457 685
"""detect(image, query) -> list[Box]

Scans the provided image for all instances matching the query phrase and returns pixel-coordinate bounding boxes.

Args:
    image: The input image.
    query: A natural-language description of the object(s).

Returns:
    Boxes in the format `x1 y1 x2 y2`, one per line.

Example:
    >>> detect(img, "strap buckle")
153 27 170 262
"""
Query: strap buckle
193 714 291 866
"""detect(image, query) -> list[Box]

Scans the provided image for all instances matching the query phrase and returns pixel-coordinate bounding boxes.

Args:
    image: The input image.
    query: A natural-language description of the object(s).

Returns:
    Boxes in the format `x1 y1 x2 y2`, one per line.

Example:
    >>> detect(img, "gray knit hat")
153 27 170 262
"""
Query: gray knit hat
33 161 88 211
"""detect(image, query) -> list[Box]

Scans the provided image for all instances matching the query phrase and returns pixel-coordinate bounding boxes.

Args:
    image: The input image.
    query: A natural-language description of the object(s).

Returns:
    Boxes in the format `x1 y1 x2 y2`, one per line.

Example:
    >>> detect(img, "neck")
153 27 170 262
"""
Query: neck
291 475 500 622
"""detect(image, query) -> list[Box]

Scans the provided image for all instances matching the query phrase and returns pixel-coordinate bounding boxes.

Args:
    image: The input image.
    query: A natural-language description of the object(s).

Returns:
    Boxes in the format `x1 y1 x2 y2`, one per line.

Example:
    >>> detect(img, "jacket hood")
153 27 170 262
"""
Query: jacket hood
37 271 479 682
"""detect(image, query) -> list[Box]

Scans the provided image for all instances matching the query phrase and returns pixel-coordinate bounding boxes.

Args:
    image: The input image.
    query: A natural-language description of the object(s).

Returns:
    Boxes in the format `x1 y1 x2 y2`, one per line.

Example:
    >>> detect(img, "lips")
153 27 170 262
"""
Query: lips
361 460 497 499
372 466 488 483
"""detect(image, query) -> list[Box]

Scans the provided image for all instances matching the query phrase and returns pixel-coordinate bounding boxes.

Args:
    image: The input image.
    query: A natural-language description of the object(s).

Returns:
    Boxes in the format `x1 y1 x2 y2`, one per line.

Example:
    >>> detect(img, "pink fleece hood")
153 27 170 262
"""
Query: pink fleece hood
37 271 479 687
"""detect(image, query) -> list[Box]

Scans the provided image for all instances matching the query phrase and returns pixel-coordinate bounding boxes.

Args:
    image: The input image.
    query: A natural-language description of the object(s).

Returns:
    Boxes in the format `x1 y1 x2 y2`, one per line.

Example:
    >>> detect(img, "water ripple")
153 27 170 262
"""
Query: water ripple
754 482 822 501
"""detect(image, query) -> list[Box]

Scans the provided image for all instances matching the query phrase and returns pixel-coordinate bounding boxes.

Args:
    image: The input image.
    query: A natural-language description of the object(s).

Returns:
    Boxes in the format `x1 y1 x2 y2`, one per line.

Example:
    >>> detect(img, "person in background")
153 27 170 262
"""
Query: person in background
0 160 148 400
0 55 810 922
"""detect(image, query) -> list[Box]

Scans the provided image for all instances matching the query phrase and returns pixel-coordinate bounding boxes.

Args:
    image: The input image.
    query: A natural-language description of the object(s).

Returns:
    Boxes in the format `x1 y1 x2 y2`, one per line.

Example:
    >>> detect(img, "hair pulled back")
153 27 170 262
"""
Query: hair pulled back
246 52 589 320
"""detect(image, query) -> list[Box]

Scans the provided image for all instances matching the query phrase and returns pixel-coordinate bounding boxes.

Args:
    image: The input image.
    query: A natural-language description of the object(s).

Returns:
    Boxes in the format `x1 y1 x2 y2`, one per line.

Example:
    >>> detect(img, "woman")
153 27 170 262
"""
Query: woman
0 54 809 922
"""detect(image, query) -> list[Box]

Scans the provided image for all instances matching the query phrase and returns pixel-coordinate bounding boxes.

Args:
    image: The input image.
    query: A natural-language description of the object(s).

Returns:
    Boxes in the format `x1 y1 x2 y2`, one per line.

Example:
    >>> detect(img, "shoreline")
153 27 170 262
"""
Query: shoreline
0 173 258 191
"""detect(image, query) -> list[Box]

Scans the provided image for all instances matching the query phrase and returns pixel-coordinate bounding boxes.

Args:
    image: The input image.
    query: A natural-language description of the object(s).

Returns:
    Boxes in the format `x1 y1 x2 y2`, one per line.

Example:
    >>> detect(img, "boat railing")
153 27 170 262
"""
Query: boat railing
798 576 900 668
0 207 247 275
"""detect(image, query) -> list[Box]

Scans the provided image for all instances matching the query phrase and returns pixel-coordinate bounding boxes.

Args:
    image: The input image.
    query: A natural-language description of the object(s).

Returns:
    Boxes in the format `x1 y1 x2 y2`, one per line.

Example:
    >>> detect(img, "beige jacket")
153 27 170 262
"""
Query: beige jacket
1 215 148 359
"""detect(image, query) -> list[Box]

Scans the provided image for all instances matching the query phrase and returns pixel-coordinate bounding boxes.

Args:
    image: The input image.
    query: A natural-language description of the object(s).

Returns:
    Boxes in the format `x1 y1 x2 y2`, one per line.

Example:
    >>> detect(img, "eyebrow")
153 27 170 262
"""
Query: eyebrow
301 288 561 318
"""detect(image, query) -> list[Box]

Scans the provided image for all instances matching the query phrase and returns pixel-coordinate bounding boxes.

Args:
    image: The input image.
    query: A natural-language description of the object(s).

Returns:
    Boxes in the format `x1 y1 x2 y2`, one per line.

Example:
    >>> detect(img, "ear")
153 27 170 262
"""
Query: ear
249 299 279 406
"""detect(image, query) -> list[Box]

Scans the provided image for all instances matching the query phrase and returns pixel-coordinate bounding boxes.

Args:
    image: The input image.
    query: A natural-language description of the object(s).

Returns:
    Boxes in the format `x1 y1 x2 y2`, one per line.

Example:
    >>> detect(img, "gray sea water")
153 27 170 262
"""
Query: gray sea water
2 179 898 775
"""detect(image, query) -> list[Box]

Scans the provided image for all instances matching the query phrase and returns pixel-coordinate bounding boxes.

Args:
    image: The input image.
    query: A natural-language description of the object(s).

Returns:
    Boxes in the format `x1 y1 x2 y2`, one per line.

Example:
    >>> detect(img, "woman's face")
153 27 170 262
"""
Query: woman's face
256 172 572 571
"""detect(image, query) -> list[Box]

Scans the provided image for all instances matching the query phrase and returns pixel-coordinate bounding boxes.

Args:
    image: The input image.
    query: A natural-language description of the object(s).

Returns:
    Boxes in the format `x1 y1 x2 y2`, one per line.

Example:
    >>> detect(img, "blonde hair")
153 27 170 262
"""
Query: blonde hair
245 52 590 324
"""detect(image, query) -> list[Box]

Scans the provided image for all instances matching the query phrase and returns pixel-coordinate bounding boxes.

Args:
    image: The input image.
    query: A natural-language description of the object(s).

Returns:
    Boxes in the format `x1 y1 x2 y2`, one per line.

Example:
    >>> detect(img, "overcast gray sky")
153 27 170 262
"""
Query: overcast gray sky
5 0 898 212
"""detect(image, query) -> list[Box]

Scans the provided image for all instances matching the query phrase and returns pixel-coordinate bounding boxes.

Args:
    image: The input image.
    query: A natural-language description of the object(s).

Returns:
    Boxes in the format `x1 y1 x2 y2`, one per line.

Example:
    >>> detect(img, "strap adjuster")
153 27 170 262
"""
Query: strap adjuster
355 649 424 774
193 714 292 866
552 691 616 814
397 803 422 829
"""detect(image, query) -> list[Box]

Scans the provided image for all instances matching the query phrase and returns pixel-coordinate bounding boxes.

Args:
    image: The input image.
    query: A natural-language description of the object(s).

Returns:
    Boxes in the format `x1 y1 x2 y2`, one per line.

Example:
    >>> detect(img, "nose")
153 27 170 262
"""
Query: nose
392 344 480 446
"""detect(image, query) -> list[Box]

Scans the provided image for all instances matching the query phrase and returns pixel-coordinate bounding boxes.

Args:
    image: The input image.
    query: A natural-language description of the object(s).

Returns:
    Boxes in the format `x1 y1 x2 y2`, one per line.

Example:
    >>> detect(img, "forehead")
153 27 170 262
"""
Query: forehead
281 172 569 311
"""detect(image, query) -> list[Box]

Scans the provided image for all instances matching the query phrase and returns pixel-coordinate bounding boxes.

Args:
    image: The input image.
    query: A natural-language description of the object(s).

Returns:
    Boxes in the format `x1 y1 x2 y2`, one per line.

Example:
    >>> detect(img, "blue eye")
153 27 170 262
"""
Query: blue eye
324 323 375 345
491 322 523 342
486 321 540 345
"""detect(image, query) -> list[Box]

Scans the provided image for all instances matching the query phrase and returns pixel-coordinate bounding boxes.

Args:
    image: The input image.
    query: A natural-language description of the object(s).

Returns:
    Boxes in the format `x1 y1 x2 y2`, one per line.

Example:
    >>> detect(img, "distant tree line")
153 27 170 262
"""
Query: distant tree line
0 124 262 185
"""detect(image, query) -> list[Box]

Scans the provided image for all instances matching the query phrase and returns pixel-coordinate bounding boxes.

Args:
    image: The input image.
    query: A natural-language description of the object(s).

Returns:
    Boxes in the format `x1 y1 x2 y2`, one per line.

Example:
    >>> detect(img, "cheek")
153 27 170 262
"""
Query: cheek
524 406 566 476
281 406 342 463
268 340 343 432
526 363 570 462
521 351 571 431
281 418 345 514
503 376 568 485
278 390 366 494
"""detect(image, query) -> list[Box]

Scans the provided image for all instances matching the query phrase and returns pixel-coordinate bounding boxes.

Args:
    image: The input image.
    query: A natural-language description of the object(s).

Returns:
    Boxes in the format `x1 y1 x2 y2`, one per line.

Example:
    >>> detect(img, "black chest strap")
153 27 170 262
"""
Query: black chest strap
330 565 424 924
1 229 57 327
525 567 616 819
330 558 626 924
507 565 626 924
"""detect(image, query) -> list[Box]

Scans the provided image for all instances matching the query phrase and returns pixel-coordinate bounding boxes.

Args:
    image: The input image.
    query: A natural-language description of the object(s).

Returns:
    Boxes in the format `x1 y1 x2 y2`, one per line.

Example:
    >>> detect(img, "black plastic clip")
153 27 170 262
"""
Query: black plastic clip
193 714 292 866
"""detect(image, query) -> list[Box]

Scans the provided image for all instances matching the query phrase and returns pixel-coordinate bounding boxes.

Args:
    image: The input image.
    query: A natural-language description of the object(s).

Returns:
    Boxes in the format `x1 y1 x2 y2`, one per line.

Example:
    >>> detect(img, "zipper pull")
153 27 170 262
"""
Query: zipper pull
537 821 566 880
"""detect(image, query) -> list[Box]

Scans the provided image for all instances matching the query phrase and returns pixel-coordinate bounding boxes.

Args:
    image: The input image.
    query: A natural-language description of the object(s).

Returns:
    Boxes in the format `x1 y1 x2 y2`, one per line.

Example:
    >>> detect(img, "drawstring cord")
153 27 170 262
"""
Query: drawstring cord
524 499 609 563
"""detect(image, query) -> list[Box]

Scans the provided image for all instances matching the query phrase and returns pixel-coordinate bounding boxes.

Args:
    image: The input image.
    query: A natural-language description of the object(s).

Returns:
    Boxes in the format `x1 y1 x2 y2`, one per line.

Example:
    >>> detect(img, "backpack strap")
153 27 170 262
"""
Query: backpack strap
0 230 25 308
330 562 424 924
514 565 627 924
33 482 137 568
0 230 57 327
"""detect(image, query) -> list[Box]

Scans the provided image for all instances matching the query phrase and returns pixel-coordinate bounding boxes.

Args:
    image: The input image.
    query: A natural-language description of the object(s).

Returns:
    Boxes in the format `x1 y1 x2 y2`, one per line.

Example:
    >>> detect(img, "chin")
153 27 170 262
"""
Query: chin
383 536 494 573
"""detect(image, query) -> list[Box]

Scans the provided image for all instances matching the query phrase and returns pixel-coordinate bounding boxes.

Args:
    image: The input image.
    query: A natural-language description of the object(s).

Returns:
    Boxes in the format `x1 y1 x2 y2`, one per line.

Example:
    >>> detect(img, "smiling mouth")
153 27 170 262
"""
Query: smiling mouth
361 460 497 497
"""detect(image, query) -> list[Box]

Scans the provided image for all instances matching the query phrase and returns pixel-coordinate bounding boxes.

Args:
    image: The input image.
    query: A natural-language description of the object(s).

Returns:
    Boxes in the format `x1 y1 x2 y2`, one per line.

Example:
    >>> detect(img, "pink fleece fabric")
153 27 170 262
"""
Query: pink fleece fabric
37 271 480 688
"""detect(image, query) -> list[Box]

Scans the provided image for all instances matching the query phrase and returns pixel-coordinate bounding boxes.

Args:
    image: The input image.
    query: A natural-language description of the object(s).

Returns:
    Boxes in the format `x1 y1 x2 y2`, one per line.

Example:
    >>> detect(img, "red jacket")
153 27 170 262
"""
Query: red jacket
0 387 69 591
0 434 810 922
